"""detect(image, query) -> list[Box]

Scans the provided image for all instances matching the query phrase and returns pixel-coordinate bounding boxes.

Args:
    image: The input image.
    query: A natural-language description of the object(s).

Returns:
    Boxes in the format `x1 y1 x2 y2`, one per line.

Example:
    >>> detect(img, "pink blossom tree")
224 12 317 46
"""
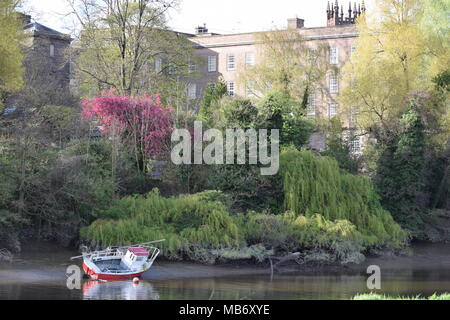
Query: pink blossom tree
82 90 174 173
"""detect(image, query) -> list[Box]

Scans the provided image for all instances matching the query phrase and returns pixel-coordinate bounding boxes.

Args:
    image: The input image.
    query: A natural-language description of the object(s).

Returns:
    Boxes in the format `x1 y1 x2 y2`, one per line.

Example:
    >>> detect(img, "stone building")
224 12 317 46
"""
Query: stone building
184 1 366 152
5 13 72 109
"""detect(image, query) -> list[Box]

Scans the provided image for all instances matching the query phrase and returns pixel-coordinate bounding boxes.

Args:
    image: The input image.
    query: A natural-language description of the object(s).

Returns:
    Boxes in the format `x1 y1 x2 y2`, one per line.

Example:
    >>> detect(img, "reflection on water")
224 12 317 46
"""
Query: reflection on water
83 281 160 300
1 241 450 300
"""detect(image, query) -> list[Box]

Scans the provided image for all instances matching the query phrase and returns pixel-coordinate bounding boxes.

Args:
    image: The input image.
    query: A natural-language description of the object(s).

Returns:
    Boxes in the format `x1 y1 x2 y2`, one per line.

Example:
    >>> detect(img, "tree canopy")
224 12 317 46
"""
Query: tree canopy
0 0 24 94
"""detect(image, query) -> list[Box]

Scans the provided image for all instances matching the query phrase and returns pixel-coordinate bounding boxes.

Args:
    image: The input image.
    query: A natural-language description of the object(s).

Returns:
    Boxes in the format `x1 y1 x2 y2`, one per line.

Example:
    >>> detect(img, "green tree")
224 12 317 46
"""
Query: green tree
238 28 332 105
198 78 228 124
374 103 427 235
339 0 447 138
67 0 200 97
321 118 360 174
0 0 24 96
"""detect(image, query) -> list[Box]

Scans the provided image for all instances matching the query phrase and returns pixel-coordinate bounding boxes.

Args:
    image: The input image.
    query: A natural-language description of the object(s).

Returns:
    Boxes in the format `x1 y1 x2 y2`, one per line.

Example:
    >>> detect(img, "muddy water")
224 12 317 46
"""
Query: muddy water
1 242 450 300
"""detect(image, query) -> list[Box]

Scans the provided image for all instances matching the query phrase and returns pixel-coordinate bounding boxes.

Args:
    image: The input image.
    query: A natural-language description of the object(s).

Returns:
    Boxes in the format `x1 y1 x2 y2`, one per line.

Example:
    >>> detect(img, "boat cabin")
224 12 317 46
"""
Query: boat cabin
122 247 149 269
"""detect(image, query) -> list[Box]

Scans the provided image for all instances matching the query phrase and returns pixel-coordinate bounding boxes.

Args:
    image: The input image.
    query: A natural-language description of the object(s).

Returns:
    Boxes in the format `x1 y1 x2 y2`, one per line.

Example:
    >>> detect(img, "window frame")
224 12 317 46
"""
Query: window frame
329 74 339 94
207 55 217 72
155 58 162 73
330 46 338 65
187 83 197 99
227 53 236 71
329 103 338 118
227 81 235 96
245 52 255 66
307 91 316 119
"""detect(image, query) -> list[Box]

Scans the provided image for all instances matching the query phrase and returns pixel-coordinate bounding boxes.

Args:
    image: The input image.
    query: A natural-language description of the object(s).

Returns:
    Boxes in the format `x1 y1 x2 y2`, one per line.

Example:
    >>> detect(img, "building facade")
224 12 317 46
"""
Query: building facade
185 1 366 152
5 14 72 109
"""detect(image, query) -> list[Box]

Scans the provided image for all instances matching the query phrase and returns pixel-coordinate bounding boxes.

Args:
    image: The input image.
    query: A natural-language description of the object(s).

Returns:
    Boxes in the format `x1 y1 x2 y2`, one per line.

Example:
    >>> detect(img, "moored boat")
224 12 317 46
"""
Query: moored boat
71 241 164 281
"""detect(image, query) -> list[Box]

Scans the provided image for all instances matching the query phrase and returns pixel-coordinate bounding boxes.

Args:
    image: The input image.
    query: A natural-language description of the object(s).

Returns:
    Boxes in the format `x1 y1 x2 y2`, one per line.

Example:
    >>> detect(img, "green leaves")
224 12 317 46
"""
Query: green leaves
280 149 407 248
0 2 24 93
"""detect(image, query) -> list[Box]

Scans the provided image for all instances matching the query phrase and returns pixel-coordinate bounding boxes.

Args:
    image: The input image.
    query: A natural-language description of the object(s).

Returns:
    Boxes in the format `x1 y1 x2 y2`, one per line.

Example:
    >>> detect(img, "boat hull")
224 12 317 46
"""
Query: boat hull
82 261 147 281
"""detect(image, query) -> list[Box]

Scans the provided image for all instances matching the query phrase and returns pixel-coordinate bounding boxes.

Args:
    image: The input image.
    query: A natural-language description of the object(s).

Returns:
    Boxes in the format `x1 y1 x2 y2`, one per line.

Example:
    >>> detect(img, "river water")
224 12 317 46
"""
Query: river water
1 241 450 300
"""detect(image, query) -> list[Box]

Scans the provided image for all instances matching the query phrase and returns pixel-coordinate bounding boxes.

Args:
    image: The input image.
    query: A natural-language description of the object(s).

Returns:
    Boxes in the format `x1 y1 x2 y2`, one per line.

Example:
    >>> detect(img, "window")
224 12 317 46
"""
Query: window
330 46 338 65
245 52 255 66
349 136 361 153
50 44 55 57
155 58 162 73
329 74 339 94
227 81 235 96
329 103 338 118
187 83 197 99
351 46 357 54
307 92 316 119
227 53 236 71
308 49 317 65
207 55 217 72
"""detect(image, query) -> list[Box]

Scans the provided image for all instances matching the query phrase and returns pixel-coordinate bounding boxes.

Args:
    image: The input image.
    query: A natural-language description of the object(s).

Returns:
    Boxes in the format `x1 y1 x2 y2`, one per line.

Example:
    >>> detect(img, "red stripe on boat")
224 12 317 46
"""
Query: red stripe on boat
82 262 145 280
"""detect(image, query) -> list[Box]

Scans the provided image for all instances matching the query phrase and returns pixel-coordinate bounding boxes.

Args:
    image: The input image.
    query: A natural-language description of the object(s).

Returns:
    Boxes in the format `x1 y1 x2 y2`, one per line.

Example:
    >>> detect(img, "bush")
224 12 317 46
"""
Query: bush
81 189 242 262
238 211 365 264
280 149 407 248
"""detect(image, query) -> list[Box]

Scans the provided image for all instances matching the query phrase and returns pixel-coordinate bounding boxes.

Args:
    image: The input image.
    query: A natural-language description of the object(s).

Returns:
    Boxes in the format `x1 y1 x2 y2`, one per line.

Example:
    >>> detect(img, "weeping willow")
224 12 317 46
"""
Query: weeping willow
280 149 407 248
80 190 241 260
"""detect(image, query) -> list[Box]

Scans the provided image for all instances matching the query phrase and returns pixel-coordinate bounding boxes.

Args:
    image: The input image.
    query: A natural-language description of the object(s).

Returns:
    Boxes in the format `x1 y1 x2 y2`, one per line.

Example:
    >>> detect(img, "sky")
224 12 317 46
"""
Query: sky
22 0 375 35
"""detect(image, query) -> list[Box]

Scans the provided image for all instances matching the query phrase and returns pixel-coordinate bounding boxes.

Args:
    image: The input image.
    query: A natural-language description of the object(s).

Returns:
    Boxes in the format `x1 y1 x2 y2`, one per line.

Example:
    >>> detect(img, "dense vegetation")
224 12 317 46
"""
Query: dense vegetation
353 293 450 300
0 0 448 269
80 149 406 264
281 150 407 248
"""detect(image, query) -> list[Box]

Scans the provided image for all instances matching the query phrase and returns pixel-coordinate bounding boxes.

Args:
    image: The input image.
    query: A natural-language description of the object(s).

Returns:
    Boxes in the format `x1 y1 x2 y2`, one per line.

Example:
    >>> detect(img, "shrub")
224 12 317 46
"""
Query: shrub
80 189 242 261
280 149 407 248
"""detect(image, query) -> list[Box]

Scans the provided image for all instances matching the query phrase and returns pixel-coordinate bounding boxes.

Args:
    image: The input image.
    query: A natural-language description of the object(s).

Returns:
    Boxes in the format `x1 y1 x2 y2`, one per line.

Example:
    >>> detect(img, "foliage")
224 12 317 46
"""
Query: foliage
339 0 447 136
256 90 315 149
199 79 228 124
80 189 243 262
238 28 332 102
82 91 174 172
69 0 199 97
0 0 24 93
321 118 360 174
419 0 450 80
280 149 407 248
353 293 450 300
373 103 427 235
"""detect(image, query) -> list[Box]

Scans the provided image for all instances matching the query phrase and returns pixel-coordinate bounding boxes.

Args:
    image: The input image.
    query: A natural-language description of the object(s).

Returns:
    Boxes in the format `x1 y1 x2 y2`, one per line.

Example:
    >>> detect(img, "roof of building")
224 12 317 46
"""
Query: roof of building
24 22 71 40
128 247 150 257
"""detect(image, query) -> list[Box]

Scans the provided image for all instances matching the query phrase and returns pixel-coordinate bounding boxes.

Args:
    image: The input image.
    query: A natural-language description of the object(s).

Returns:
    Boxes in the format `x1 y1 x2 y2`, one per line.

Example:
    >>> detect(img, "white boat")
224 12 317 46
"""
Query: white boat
71 240 164 281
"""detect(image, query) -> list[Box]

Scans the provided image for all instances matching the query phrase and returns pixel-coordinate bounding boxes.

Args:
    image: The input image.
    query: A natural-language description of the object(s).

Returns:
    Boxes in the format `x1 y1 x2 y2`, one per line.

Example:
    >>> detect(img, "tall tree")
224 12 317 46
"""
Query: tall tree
238 29 332 108
67 0 200 97
0 0 24 96
339 0 447 139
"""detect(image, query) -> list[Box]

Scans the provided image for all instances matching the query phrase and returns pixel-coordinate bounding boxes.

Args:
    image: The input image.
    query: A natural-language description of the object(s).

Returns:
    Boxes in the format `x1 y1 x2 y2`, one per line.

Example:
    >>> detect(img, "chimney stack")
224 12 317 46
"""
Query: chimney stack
327 1 366 26
195 23 208 35
287 17 305 29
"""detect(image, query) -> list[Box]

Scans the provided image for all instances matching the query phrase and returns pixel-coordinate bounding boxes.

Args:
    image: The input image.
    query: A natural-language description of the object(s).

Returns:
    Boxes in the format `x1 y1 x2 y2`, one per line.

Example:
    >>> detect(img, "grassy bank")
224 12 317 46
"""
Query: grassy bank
353 293 450 300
